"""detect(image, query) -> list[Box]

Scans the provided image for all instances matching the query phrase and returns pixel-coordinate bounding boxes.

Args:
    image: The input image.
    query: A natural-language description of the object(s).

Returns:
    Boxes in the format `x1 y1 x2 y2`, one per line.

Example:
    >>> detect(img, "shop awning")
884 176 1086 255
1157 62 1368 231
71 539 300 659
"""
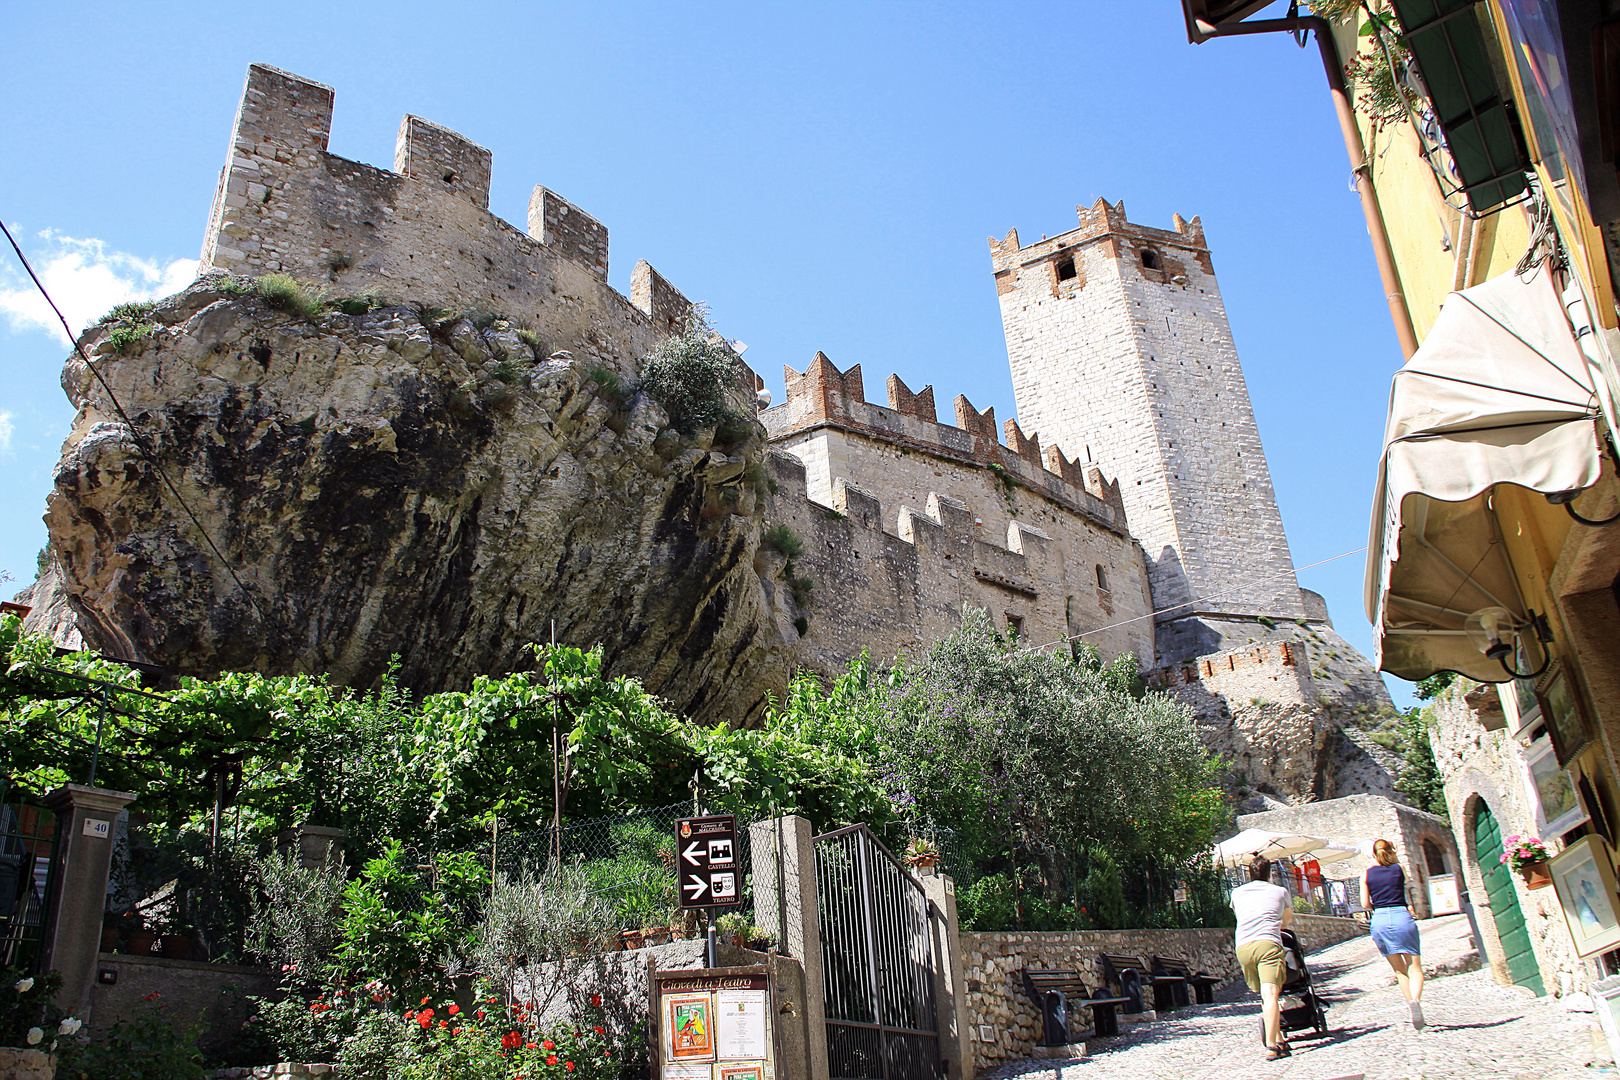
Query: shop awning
1366 268 1604 682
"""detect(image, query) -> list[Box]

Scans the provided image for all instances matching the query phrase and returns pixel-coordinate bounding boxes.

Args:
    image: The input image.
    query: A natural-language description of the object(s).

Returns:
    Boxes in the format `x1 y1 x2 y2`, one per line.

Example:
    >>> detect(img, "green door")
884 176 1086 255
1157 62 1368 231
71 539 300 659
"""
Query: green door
1473 803 1546 995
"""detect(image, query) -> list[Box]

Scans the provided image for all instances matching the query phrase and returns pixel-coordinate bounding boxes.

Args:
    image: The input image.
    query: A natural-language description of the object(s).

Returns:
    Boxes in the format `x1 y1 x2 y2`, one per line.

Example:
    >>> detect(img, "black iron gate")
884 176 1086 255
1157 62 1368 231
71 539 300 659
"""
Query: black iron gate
814 824 941 1080
0 783 60 975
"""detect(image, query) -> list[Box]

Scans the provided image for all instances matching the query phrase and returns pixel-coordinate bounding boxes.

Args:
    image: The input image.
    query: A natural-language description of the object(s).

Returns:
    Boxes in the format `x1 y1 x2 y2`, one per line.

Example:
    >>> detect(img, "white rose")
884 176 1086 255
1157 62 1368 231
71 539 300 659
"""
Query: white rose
25 1027 42 1045
58 1017 82 1035
12 978 33 993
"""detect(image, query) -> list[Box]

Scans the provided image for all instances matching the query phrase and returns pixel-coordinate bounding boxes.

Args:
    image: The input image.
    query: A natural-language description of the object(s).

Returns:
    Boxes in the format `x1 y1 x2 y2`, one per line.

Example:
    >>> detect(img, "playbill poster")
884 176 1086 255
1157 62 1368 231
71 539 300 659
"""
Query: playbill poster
666 993 714 1063
719 1065 765 1080
715 989 768 1060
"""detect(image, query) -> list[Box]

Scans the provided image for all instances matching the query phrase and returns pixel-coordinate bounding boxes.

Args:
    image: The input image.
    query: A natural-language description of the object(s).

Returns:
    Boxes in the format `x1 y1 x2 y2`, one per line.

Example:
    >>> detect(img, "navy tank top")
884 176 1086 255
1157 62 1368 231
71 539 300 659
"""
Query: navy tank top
1367 863 1406 909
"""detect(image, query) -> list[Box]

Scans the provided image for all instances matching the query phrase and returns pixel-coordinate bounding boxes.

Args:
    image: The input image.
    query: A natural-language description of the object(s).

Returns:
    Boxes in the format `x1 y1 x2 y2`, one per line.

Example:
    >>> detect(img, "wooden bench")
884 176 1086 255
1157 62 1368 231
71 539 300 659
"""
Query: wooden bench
1098 952 1186 1013
1151 955 1222 1005
1020 969 1132 1041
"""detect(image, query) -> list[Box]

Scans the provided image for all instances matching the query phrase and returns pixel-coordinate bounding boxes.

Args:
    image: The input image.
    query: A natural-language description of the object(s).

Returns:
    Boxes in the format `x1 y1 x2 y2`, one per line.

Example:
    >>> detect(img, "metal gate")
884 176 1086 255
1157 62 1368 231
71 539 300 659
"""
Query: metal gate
0 783 61 975
813 824 941 1080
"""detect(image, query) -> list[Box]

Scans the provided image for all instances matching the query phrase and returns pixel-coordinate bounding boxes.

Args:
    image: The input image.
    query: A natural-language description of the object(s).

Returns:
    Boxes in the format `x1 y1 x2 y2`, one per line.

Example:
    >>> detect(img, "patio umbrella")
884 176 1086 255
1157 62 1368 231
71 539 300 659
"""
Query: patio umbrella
1304 843 1361 866
1212 828 1329 868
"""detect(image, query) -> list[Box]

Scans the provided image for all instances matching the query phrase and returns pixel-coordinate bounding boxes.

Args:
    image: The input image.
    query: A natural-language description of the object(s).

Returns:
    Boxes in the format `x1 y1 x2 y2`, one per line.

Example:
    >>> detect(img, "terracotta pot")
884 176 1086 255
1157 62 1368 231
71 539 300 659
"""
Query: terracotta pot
161 935 191 959
121 930 155 955
620 930 644 950
1519 861 1554 890
100 928 122 952
641 927 671 947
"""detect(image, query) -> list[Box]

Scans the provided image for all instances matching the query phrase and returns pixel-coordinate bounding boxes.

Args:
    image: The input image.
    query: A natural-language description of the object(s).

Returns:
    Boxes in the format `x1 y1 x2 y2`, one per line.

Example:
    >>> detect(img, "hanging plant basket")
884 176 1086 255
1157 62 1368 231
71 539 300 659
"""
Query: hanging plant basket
1518 860 1554 890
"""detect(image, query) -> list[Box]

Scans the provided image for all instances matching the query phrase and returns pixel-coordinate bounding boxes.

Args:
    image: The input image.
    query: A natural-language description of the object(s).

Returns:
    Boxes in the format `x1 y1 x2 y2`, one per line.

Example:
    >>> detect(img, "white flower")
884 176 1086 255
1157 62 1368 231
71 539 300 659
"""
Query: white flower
12 978 33 993
57 1017 82 1035
25 1027 42 1045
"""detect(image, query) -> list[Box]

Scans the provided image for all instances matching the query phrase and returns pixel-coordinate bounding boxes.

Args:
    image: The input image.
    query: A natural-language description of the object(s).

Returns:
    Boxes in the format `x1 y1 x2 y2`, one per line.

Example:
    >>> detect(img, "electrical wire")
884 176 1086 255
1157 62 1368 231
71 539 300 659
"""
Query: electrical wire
1 217 302 669
1028 544 1370 655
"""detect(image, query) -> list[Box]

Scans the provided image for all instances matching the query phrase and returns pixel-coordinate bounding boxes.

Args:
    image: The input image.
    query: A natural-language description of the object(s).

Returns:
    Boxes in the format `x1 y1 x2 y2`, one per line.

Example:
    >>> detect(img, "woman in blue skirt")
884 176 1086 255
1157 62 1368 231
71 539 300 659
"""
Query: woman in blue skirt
1362 838 1425 1029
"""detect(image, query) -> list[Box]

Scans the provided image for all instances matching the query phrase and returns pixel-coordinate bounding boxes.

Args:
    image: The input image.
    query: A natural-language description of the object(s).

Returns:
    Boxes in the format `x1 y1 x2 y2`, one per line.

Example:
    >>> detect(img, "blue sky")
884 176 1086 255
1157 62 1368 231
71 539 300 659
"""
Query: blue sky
0 2 1414 705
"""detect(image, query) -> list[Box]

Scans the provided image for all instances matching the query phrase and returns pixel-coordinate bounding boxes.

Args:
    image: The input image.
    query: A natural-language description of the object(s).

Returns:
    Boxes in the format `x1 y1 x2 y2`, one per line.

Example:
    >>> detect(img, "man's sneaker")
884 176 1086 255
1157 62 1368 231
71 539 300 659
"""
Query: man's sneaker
1409 1001 1426 1030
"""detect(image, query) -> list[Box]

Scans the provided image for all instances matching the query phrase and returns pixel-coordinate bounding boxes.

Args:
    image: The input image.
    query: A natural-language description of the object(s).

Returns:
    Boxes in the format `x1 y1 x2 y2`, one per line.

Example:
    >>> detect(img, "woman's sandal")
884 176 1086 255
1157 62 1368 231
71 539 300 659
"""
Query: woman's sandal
1265 1042 1293 1061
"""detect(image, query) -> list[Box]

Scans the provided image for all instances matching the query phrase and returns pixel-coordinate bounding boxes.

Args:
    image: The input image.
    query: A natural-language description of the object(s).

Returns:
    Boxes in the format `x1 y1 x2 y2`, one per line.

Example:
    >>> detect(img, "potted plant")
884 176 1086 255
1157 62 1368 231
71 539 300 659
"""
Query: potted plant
905 837 941 873
1502 834 1554 889
716 912 750 948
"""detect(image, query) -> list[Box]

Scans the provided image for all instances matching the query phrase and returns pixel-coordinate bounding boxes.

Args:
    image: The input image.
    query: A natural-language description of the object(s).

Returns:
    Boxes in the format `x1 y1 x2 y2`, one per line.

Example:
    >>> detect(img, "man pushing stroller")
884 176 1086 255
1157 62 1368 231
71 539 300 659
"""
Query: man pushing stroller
1232 853 1294 1060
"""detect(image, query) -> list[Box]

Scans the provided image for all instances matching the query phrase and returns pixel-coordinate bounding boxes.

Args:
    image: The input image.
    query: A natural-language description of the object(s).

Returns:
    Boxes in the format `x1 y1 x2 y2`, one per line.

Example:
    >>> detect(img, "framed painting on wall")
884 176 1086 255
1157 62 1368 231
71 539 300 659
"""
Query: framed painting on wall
1550 834 1620 958
1523 739 1588 838
1540 667 1596 766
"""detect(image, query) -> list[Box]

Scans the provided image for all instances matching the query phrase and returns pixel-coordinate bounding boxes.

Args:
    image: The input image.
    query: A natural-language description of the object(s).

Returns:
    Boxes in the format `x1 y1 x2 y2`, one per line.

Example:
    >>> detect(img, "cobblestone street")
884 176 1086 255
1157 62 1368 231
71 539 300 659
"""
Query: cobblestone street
982 917 1615 1080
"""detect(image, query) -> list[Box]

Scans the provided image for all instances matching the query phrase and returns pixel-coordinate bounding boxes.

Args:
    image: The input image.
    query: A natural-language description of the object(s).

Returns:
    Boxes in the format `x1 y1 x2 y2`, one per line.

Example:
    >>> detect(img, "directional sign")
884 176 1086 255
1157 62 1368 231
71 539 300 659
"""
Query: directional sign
676 814 740 909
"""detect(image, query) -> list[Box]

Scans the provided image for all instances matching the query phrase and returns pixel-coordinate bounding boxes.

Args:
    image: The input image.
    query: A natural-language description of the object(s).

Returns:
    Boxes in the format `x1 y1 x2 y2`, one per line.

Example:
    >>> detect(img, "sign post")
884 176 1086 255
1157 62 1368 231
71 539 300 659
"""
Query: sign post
652 966 775 1080
677 814 741 968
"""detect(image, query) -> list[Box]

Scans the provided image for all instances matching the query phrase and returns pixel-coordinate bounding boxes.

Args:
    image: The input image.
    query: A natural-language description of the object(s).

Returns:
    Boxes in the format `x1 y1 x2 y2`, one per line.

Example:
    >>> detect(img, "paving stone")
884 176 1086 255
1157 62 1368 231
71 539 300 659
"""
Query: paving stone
979 921 1610 1080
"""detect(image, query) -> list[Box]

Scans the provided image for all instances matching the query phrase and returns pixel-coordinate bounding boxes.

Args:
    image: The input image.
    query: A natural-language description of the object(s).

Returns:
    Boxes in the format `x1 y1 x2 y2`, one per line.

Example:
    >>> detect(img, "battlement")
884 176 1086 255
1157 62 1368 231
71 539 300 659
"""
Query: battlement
761 352 1128 533
988 196 1209 277
764 451 1154 671
201 64 692 371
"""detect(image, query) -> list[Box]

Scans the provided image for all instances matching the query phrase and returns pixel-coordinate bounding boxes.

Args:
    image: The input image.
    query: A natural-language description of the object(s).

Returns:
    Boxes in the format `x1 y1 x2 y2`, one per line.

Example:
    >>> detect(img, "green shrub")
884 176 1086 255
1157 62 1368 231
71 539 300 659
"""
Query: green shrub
96 300 156 326
107 323 155 354
490 357 526 386
1084 849 1127 930
0 966 64 1048
56 997 206 1080
517 328 545 354
257 273 324 319
332 293 388 316
761 525 805 561
638 308 740 434
216 275 256 298
584 363 624 401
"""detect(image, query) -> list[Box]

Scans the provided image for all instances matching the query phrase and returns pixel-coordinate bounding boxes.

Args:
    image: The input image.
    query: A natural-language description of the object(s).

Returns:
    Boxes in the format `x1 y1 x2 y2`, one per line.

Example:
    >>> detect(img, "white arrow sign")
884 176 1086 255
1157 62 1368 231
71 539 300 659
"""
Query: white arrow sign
681 841 705 866
683 876 709 901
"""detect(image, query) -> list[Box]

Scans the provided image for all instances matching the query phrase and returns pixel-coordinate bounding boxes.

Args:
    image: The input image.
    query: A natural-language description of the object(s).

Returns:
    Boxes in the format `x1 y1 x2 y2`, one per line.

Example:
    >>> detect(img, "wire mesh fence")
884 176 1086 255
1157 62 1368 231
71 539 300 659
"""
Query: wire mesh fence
0 781 59 975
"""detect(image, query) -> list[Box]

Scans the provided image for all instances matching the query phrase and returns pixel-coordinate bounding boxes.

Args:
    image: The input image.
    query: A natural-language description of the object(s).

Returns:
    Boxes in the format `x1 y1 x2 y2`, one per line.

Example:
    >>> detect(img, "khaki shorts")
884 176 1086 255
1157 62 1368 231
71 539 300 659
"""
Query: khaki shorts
1236 939 1288 992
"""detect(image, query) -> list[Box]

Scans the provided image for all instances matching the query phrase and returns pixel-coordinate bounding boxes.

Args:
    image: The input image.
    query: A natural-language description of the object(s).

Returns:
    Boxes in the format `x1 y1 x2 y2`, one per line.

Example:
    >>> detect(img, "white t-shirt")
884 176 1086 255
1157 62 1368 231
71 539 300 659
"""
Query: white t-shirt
1232 880 1289 948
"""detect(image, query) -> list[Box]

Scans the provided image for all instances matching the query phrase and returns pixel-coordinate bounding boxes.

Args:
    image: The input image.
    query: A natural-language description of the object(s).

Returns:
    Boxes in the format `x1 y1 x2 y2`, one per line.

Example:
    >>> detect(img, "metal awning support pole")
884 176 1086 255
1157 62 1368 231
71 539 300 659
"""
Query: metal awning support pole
1198 14 1421 358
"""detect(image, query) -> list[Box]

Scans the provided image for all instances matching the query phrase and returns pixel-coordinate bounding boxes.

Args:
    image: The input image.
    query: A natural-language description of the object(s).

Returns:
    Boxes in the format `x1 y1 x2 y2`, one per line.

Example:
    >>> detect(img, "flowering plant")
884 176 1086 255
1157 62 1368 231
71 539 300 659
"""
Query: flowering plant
0 965 67 1051
1501 834 1553 870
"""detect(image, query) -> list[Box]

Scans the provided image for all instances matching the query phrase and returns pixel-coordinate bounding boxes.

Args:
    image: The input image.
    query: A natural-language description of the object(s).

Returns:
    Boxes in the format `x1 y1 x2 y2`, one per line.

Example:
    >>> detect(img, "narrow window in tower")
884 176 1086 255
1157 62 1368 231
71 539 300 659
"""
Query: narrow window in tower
1055 254 1077 281
1005 613 1025 638
1096 565 1109 591
1141 249 1160 270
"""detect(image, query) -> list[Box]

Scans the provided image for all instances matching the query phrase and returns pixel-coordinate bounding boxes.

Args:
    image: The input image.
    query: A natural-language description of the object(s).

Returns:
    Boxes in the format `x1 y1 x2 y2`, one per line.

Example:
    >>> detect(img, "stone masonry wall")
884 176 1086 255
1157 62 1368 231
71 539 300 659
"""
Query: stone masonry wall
961 920 1360 1070
992 198 1305 660
1429 682 1585 995
762 358 1155 667
202 64 681 386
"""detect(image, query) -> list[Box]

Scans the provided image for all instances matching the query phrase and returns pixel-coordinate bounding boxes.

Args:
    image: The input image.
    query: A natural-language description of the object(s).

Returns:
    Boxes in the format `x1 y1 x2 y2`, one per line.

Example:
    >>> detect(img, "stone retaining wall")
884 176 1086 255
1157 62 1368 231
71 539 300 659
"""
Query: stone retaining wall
962 917 1363 1070
963 928 1239 1070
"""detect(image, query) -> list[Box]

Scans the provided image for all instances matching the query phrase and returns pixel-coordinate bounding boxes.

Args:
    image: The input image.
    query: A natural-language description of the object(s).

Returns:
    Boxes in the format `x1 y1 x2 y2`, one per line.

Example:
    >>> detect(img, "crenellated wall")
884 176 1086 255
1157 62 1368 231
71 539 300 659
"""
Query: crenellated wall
761 354 1155 668
202 64 688 379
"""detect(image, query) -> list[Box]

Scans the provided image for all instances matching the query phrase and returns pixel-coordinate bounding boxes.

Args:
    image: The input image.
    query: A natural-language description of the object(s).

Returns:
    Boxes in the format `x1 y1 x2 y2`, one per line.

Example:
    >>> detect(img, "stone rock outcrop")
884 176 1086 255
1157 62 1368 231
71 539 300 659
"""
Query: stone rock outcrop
26 276 794 723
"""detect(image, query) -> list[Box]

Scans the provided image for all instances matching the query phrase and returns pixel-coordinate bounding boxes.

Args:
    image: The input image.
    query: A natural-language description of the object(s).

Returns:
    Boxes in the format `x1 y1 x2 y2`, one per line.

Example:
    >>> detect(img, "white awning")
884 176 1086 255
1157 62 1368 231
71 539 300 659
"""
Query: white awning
1366 268 1604 683
1212 828 1327 869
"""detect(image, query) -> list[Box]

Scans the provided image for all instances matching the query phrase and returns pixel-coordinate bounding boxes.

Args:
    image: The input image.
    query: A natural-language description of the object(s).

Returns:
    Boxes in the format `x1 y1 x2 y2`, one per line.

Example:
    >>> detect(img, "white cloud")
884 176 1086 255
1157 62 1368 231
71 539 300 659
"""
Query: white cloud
0 230 199 344
0 411 11 453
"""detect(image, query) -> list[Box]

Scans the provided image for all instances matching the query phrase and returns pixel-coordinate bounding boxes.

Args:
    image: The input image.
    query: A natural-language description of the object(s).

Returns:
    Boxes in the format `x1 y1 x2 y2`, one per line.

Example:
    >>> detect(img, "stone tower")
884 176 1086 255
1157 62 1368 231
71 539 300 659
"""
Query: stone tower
992 198 1306 663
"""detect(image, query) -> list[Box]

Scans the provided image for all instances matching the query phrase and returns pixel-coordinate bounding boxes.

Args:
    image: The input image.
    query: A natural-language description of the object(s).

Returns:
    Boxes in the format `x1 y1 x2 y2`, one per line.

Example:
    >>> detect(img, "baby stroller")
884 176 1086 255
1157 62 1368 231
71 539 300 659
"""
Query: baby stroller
1258 928 1330 1042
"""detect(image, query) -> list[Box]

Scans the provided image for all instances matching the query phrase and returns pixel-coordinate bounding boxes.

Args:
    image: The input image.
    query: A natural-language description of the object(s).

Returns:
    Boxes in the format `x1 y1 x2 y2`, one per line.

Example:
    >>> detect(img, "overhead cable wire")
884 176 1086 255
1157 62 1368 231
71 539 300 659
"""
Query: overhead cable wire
1 217 301 668
1028 545 1370 654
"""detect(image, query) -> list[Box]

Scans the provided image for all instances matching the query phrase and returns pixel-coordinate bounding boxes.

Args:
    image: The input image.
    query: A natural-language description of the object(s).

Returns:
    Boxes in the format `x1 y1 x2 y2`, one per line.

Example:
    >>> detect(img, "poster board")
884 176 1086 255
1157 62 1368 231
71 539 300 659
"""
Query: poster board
653 967 774 1080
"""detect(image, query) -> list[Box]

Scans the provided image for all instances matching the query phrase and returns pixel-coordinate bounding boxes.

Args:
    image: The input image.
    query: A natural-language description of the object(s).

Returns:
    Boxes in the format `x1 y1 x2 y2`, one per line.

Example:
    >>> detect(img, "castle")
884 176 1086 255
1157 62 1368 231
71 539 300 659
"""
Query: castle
36 64 1397 804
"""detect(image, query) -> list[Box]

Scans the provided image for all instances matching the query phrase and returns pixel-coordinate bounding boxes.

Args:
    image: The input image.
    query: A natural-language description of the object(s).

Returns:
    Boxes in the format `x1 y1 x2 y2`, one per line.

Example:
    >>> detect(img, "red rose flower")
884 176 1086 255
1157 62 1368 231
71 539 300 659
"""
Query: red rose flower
439 1020 450 1029
590 994 602 1007
547 1055 559 1066
477 1011 487 1019
526 1042 538 1050
448 1003 460 1016
592 1025 605 1035
566 1062 576 1072
542 1039 555 1050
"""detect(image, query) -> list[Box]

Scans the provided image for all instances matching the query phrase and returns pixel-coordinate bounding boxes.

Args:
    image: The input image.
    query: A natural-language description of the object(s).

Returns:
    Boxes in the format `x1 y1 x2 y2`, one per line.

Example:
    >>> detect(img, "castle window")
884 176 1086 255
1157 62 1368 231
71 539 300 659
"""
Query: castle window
1141 249 1160 270
1423 839 1447 876
1005 613 1024 638
1055 254 1077 281
1095 565 1109 591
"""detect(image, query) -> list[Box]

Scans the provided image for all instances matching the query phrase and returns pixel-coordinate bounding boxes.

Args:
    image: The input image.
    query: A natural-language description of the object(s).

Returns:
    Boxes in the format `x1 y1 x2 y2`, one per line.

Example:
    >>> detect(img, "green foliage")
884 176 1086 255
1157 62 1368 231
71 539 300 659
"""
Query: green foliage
332 293 388 316
1415 671 1457 700
761 525 805 561
215 275 256 298
333 840 489 1001
638 307 741 434
96 300 156 326
490 357 527 386
35 547 51 575
56 997 206 1080
107 322 156 353
583 363 624 401
473 864 618 1009
0 966 63 1048
248 849 347 989
1084 849 1127 930
257 273 324 319
1395 707 1448 821
956 873 1016 932
517 328 546 354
